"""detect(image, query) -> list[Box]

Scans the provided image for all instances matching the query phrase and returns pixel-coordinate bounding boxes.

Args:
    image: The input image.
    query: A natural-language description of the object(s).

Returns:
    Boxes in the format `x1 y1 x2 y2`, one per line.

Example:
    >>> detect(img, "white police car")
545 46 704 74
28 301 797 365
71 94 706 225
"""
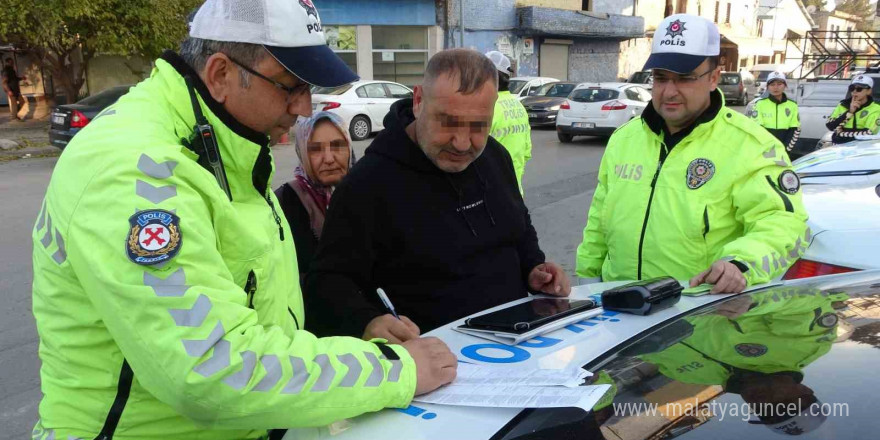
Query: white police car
784 142 880 279
282 271 880 440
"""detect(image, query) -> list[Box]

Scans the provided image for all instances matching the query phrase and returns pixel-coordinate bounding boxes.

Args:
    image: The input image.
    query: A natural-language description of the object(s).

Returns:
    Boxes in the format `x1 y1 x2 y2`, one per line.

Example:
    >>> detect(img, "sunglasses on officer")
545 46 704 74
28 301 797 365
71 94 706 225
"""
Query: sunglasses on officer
850 85 871 93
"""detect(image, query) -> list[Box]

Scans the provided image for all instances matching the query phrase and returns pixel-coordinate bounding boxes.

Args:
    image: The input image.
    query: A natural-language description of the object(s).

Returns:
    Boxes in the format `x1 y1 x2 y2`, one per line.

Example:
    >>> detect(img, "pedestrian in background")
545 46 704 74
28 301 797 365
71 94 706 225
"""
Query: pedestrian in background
750 71 800 154
2 58 25 121
486 50 532 194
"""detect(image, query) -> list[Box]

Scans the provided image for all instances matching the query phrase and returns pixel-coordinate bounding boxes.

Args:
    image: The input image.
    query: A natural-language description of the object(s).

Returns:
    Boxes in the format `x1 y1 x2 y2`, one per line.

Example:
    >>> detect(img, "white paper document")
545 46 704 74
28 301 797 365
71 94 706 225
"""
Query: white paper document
452 362 591 388
413 383 611 410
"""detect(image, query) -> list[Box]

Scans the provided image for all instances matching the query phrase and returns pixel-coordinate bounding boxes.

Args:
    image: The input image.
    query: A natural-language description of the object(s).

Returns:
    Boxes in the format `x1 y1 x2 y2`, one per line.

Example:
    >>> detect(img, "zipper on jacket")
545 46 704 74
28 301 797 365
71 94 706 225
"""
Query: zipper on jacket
637 142 669 279
702 206 710 238
245 270 257 309
288 307 300 330
94 359 134 440
266 194 285 241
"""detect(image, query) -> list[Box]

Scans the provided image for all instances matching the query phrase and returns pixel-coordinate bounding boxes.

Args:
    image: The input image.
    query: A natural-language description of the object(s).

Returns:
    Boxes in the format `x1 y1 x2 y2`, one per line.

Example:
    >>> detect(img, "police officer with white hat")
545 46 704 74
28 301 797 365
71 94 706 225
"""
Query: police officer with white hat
825 74 880 145
576 14 808 293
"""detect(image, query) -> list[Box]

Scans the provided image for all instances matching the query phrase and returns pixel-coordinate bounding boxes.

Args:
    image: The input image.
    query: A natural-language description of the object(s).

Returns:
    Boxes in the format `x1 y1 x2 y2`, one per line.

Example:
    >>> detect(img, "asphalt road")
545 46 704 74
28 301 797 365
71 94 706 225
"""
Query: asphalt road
0 125 606 438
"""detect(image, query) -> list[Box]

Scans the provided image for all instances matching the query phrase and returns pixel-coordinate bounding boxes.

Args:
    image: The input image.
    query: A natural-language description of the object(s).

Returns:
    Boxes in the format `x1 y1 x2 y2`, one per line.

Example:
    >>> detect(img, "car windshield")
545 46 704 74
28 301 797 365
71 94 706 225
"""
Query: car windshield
753 71 772 81
509 80 529 94
570 88 619 103
311 84 352 95
538 83 576 97
500 275 880 440
720 74 741 85
76 86 131 108
630 72 651 84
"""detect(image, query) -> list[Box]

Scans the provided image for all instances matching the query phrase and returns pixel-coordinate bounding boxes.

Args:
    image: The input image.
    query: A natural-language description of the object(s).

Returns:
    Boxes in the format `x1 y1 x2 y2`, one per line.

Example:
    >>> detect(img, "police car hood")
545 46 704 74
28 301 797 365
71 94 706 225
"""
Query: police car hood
794 142 880 176
279 273 880 440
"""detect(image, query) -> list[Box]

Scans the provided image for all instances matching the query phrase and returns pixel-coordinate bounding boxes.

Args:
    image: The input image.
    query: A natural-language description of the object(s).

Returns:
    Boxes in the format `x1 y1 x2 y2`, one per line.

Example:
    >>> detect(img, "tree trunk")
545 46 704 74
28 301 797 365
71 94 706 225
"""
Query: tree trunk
38 46 86 104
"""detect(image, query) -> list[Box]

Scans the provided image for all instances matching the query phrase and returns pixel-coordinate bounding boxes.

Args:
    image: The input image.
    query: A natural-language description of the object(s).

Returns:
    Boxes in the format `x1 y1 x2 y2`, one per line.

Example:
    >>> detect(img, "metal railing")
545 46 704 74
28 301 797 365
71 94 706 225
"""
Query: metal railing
786 30 880 80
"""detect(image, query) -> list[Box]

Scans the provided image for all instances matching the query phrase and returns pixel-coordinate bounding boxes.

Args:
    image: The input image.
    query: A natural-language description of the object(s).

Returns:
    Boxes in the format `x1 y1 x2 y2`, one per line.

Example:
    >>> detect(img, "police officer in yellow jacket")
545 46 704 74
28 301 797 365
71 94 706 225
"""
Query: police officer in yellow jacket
825 74 880 145
487 51 532 194
30 1 456 439
751 71 800 152
576 14 808 294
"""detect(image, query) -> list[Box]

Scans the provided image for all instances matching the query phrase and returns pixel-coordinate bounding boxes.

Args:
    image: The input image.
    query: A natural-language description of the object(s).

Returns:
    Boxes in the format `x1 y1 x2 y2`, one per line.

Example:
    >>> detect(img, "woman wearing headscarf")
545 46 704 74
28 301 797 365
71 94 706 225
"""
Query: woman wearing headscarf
275 111 356 281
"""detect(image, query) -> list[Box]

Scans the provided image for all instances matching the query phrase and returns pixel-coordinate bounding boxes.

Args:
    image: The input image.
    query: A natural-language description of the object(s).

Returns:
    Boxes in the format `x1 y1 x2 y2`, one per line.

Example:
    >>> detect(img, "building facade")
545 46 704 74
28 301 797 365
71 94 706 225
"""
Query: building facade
447 0 646 83
315 0 444 87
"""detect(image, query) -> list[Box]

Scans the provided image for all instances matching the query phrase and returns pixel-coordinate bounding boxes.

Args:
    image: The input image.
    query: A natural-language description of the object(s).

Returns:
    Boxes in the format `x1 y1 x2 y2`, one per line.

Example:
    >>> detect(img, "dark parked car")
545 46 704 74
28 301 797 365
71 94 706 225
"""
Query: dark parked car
718 72 753 105
48 85 132 149
522 82 578 126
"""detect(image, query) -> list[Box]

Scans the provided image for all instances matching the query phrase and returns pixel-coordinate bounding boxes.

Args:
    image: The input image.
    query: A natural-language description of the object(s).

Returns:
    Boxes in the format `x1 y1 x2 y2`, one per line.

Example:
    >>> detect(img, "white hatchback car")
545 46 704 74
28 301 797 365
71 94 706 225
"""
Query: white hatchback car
555 82 652 143
785 142 880 279
311 80 413 141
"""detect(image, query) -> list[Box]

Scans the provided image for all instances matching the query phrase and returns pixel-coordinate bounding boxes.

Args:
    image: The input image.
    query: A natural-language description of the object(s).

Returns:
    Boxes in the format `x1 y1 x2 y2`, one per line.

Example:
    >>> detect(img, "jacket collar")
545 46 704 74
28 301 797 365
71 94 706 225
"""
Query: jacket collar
642 88 724 142
157 51 274 201
769 93 788 104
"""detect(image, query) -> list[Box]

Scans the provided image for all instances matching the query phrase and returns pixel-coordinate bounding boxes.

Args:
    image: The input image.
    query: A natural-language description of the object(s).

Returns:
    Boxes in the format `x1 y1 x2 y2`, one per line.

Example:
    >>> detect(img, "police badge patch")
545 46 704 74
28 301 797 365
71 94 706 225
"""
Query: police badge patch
735 343 768 357
127 209 182 266
785 108 791 117
686 158 715 189
861 110 869 118
778 170 800 194
817 313 839 328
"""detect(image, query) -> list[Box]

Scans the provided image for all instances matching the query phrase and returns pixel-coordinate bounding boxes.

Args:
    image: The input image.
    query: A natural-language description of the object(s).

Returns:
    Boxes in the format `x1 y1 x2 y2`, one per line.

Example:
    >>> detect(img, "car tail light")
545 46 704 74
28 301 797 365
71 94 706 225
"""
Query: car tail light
70 110 90 128
782 259 859 280
560 101 571 110
738 83 744 93
601 100 627 111
321 102 341 111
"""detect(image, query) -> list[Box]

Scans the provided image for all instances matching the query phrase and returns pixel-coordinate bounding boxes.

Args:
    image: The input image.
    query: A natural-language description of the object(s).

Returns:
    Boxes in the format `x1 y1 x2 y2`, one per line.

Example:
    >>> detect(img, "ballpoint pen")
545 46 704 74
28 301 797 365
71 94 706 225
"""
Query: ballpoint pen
376 287 400 320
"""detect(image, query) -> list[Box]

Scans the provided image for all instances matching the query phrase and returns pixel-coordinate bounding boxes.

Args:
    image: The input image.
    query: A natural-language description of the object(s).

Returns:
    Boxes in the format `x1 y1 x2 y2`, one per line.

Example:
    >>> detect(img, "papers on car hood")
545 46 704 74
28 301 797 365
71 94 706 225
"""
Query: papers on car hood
413 363 610 411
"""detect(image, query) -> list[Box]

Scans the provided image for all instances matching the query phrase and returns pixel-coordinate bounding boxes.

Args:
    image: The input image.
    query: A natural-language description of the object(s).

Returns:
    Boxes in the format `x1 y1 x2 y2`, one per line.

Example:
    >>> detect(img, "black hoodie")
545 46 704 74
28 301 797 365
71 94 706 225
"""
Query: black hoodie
304 99 545 336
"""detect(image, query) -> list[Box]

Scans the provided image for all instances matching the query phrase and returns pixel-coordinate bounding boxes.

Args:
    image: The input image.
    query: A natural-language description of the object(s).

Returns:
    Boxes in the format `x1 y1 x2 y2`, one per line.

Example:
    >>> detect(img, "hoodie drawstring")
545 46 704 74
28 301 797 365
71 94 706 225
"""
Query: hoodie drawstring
473 162 496 227
445 174 478 237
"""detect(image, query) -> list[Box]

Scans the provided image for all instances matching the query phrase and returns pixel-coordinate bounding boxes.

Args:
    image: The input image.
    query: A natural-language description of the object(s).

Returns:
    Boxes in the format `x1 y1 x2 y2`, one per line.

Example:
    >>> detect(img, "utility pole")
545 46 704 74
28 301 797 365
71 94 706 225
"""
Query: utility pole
460 0 465 47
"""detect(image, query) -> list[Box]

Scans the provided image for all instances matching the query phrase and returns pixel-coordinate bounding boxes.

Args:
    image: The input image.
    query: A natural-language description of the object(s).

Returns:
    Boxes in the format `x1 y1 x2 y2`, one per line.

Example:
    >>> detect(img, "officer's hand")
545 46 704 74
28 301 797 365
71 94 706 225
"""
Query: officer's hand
849 100 862 113
363 314 420 343
689 260 747 294
715 296 753 319
528 262 571 296
401 337 457 396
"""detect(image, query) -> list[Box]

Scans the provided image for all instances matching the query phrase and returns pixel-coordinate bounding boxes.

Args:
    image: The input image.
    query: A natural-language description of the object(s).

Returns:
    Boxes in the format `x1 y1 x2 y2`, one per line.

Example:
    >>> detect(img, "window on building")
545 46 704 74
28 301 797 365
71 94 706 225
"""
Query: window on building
582 0 590 11
725 2 731 24
372 26 428 87
325 26 357 75
714 1 720 23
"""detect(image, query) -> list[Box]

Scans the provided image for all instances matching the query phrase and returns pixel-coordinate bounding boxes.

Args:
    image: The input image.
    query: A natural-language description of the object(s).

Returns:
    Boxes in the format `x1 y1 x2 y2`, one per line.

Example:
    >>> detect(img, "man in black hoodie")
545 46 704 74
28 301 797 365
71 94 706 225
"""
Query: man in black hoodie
305 49 570 342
